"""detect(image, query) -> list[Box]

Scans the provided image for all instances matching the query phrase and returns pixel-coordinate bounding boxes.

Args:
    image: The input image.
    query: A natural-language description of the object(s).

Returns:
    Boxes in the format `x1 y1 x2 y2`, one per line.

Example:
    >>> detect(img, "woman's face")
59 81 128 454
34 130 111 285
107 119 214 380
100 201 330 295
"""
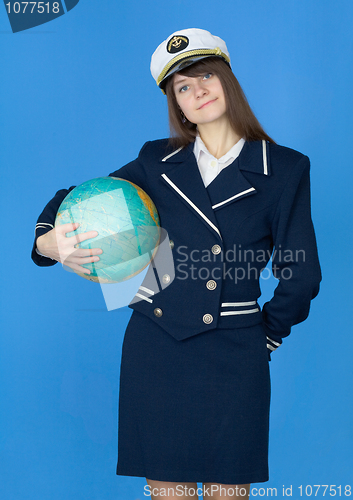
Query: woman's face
172 71 227 127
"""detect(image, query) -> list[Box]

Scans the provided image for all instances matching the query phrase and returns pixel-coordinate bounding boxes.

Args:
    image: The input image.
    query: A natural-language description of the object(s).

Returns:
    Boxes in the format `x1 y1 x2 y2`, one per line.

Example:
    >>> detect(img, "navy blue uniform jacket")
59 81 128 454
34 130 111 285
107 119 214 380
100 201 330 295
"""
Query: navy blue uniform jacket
32 139 322 353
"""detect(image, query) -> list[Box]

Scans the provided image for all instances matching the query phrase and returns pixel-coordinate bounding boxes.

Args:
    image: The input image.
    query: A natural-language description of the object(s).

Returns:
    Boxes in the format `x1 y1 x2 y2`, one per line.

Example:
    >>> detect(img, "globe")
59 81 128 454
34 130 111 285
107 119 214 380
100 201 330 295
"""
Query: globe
55 177 160 284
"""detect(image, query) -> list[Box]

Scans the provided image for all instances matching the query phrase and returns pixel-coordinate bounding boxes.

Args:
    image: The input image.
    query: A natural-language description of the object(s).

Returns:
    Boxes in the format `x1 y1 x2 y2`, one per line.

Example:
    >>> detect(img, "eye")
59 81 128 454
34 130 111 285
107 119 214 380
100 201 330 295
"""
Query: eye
202 73 213 80
179 85 189 93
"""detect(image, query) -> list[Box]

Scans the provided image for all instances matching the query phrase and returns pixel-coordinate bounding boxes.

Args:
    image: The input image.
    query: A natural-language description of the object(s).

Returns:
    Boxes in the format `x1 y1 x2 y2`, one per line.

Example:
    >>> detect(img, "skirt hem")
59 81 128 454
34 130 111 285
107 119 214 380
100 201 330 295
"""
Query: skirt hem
116 465 269 484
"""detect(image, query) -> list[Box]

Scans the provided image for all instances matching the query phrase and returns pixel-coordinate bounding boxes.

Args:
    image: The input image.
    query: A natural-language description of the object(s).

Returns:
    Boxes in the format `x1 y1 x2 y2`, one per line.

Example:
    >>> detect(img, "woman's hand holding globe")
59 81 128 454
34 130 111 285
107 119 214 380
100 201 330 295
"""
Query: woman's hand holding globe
36 222 102 275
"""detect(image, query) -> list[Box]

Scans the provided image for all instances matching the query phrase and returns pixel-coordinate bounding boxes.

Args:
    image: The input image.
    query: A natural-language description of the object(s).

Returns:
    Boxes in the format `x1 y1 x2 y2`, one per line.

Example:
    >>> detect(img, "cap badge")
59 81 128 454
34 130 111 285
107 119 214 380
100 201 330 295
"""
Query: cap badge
167 35 189 54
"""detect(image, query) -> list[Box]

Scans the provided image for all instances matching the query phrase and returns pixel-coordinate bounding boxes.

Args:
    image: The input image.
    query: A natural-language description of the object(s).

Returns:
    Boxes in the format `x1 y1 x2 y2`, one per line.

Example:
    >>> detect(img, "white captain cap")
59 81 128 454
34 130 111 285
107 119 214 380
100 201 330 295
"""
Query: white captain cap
150 28 231 93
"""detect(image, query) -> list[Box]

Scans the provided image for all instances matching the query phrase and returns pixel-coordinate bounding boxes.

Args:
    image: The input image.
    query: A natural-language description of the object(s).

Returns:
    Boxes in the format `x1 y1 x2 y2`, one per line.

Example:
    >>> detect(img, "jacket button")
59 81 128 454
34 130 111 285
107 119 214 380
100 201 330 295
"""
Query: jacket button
211 244 221 255
206 280 217 290
203 313 213 324
154 308 163 317
169 240 174 249
162 274 171 284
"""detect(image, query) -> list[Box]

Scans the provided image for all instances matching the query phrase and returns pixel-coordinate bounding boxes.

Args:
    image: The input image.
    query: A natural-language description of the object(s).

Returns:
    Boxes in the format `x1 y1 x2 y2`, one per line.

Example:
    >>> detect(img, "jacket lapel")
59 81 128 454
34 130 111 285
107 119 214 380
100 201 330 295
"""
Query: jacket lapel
206 140 271 210
206 156 256 211
239 139 271 176
159 140 271 239
160 143 223 241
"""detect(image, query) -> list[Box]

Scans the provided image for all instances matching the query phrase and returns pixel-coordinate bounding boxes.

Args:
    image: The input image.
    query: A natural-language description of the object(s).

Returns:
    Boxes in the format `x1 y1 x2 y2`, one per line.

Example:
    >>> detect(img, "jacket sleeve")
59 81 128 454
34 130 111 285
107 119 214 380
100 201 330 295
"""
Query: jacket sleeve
108 141 149 188
31 187 76 267
31 142 150 267
262 155 322 350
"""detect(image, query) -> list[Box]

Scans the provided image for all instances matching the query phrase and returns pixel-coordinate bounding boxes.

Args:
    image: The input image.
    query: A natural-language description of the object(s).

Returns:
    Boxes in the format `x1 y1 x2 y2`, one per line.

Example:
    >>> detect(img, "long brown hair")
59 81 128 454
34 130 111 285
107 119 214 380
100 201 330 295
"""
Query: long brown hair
164 57 275 149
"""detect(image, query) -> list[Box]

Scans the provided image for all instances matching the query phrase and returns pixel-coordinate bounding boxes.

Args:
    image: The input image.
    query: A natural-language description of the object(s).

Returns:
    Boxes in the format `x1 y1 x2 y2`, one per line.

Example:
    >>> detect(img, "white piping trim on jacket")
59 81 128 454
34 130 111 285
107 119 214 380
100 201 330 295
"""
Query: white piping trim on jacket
161 147 183 162
220 308 259 316
139 285 155 295
211 187 256 210
35 222 54 232
267 343 276 351
262 140 268 175
135 293 153 304
161 173 222 239
34 222 55 259
221 301 257 307
266 336 281 347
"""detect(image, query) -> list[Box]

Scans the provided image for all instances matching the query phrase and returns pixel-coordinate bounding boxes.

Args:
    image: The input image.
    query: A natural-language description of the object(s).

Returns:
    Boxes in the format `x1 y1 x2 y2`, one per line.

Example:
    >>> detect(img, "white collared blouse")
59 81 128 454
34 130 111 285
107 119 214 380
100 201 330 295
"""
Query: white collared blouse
193 135 246 187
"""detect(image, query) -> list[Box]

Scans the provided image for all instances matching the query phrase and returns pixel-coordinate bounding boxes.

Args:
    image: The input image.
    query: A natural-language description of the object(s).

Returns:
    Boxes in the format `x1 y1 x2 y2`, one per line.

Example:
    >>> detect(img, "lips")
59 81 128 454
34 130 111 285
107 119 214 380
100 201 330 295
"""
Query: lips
198 98 217 110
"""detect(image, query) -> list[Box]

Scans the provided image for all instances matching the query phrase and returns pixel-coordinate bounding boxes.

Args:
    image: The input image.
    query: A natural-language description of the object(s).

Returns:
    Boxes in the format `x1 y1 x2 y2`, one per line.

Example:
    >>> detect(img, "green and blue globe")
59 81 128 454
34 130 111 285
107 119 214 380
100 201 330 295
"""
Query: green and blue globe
55 177 160 284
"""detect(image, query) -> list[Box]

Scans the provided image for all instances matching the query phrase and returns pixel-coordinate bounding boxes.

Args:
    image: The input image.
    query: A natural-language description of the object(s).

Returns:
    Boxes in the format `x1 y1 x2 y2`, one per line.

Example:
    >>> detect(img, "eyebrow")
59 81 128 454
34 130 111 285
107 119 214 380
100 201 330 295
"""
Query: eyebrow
173 76 188 86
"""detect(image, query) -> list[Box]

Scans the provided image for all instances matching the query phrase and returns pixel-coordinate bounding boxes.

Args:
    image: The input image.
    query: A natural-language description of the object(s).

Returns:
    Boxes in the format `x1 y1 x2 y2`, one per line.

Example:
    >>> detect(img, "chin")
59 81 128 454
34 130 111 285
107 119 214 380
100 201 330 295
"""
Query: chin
198 114 225 125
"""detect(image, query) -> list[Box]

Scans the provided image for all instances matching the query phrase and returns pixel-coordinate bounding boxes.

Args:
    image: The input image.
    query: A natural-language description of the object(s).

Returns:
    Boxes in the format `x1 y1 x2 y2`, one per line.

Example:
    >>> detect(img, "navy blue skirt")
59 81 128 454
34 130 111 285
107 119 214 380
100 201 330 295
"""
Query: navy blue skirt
116 310 271 484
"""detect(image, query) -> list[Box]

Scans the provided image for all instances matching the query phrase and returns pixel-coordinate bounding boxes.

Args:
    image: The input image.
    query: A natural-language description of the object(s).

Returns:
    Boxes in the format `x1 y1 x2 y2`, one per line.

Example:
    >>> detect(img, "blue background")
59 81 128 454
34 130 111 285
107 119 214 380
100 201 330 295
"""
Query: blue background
1 1 352 498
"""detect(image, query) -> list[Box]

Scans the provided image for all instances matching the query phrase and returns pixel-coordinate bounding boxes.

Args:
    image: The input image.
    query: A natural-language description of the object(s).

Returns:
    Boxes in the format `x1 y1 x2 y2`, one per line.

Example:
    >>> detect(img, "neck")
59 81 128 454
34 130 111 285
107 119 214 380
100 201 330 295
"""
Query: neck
197 118 241 159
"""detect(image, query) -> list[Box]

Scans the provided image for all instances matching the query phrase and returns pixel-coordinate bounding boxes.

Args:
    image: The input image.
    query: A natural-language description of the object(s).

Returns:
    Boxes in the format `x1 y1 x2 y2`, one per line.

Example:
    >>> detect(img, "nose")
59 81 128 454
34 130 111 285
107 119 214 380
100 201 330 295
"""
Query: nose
194 80 208 99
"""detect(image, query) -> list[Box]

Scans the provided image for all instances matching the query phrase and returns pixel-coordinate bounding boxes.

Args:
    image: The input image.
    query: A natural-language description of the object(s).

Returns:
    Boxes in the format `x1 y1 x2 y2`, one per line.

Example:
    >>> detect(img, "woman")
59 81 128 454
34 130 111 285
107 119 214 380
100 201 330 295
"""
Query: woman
32 29 321 500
